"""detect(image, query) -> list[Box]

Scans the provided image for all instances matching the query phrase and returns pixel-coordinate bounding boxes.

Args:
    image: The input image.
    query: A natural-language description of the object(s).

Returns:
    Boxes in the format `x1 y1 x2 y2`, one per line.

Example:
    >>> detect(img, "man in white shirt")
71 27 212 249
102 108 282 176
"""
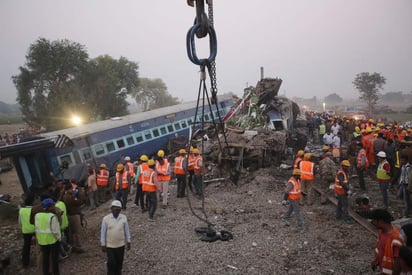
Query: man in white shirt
101 200 131 275
323 130 334 147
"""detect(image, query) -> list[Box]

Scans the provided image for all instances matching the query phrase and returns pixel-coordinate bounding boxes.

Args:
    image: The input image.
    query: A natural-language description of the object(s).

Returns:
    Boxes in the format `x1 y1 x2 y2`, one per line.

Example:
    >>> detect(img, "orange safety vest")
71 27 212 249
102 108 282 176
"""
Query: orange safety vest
142 166 156 192
187 155 196 171
375 227 403 275
194 155 204 175
293 157 302 169
115 171 129 190
125 162 135 178
174 156 186 175
156 160 171 181
138 163 148 184
299 161 314 180
287 177 301 200
96 169 109 187
357 149 369 169
333 169 348 195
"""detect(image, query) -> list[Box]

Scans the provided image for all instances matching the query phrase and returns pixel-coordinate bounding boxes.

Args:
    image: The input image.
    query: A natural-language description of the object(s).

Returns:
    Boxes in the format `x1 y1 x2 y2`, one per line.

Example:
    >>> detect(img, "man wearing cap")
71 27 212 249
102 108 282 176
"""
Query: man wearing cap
115 163 130 210
174 149 188 198
192 148 205 198
281 169 304 228
134 155 149 212
376 151 392 209
142 159 158 219
156 149 171 208
299 153 316 206
293 150 304 169
334 160 354 224
369 209 403 274
35 198 61 275
97 163 109 203
101 200 131 275
356 141 369 191
318 151 336 204
124 156 135 194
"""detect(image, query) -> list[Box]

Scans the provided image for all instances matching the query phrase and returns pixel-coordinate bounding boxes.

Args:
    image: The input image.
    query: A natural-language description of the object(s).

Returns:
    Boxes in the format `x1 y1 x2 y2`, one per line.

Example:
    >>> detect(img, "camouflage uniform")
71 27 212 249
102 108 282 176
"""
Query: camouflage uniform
319 156 337 204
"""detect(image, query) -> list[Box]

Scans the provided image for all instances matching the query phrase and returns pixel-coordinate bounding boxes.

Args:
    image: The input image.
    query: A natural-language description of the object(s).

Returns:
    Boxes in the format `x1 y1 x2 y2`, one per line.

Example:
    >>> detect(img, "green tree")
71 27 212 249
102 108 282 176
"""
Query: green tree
133 78 180 111
324 93 343 104
353 72 386 115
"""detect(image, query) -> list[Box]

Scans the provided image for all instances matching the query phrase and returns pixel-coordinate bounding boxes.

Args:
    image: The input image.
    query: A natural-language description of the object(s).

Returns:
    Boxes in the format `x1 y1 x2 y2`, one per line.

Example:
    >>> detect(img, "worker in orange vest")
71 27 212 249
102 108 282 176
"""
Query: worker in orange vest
293 150 304 169
96 163 109 203
281 169 304 228
192 148 205 198
174 149 187 198
124 156 135 194
134 155 148 212
334 160 354 224
156 150 171 209
299 153 316 206
187 147 196 193
142 159 158 220
114 164 130 210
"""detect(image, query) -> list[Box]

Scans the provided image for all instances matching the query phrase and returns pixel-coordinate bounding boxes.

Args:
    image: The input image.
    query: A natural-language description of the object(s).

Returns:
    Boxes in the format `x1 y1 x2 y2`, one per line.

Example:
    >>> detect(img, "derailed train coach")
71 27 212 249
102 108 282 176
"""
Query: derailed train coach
0 95 233 194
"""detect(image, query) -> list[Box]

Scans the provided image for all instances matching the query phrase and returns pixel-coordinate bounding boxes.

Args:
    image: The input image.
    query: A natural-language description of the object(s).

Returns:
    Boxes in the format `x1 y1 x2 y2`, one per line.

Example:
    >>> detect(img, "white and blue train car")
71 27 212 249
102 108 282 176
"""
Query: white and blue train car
41 95 233 184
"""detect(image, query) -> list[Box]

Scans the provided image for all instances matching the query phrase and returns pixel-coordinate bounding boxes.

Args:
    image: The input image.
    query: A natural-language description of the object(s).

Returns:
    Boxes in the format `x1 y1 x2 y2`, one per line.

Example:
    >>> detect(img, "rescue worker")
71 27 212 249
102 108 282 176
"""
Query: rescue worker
134 155 149 212
156 149 171 209
356 141 369 191
35 198 61 275
320 145 330 160
293 150 304 169
318 151 336 204
174 149 187 198
187 147 196 193
115 163 130 210
398 154 411 218
101 200 131 275
281 169 305 228
319 120 326 144
19 193 35 268
369 209 403 274
299 153 316 206
334 160 354 224
55 198 70 259
142 159 158 220
124 156 135 194
192 148 205 198
96 163 109 203
376 151 392 210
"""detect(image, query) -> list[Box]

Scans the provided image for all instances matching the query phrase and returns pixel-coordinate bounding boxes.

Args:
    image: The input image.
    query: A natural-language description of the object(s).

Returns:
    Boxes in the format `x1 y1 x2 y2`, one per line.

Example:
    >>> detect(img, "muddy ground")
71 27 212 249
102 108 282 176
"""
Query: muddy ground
2 158 404 275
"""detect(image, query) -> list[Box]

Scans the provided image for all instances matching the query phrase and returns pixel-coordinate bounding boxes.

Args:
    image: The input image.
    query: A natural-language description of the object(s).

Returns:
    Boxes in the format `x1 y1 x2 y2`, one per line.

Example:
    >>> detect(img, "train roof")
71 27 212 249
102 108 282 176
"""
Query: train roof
41 95 233 139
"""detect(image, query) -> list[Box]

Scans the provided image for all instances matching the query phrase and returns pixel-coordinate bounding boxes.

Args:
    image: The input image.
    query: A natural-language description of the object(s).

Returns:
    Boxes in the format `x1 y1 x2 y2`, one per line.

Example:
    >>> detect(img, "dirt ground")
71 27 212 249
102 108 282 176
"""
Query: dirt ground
2 159 399 275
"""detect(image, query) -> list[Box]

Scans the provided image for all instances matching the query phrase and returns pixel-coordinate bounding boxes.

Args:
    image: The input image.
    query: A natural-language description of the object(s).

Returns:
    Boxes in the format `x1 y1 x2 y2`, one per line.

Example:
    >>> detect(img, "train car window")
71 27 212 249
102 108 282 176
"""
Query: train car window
174 123 181 130
126 136 134 146
106 142 116 152
59 154 74 167
167 124 174 133
135 134 143 143
204 114 210 121
187 119 193 126
214 111 219 117
94 144 106 156
181 121 187 128
80 148 93 162
144 130 152 140
152 129 160 137
116 139 125 149
160 127 167 135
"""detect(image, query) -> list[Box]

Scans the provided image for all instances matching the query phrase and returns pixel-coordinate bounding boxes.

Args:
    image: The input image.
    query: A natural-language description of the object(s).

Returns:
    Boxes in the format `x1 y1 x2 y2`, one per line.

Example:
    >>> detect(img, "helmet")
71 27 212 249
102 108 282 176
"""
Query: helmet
179 149 187 155
376 151 386 158
341 160 351 167
366 127 372 133
292 169 301 176
124 156 131 161
322 145 329 152
116 164 124 171
140 155 149 162
189 146 194 153
99 163 106 169
192 148 199 154
303 153 311 160
297 150 304 157
157 150 165 158
147 159 155 166
355 126 360 132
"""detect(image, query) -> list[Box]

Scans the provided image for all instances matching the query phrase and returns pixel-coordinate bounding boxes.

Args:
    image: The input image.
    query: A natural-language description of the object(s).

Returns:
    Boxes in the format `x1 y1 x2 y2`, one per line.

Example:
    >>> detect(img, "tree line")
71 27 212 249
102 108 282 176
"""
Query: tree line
12 38 180 131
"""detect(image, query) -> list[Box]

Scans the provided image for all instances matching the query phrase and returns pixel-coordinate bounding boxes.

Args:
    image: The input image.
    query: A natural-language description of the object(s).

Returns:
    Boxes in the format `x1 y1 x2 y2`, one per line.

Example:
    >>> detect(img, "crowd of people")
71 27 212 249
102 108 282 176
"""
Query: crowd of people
17 146 205 274
285 113 412 274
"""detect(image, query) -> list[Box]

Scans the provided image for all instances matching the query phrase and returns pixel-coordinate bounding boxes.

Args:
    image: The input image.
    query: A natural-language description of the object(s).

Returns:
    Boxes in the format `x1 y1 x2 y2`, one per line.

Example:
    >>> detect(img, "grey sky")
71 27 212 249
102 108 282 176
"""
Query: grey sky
1 0 411 104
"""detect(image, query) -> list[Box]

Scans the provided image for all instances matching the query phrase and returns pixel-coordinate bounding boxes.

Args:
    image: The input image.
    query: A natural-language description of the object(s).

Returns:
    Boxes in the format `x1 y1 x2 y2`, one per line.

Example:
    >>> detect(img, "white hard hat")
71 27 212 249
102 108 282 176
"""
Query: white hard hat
111 200 122 208
124 156 131 161
376 151 386 158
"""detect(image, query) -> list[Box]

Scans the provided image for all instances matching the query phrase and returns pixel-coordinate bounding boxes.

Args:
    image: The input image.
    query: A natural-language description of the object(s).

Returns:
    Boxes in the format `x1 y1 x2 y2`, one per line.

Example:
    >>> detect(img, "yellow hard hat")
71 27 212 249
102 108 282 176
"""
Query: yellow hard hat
189 146 194 153
140 155 148 162
157 150 165 158
116 163 124 172
292 169 301 176
322 145 330 151
179 149 187 154
297 150 304 157
355 126 360 132
304 153 311 160
341 160 351 167
100 163 106 169
192 148 199 154
366 127 372 133
147 159 155 166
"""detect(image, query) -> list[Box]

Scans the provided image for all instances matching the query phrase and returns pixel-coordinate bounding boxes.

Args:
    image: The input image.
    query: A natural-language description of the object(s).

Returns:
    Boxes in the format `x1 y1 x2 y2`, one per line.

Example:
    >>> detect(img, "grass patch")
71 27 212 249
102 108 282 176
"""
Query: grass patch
0 114 23 125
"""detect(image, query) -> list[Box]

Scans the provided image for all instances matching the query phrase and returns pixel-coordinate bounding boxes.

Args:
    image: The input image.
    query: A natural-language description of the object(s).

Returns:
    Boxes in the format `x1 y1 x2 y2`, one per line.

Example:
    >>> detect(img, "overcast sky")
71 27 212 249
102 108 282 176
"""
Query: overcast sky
1 0 411 104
